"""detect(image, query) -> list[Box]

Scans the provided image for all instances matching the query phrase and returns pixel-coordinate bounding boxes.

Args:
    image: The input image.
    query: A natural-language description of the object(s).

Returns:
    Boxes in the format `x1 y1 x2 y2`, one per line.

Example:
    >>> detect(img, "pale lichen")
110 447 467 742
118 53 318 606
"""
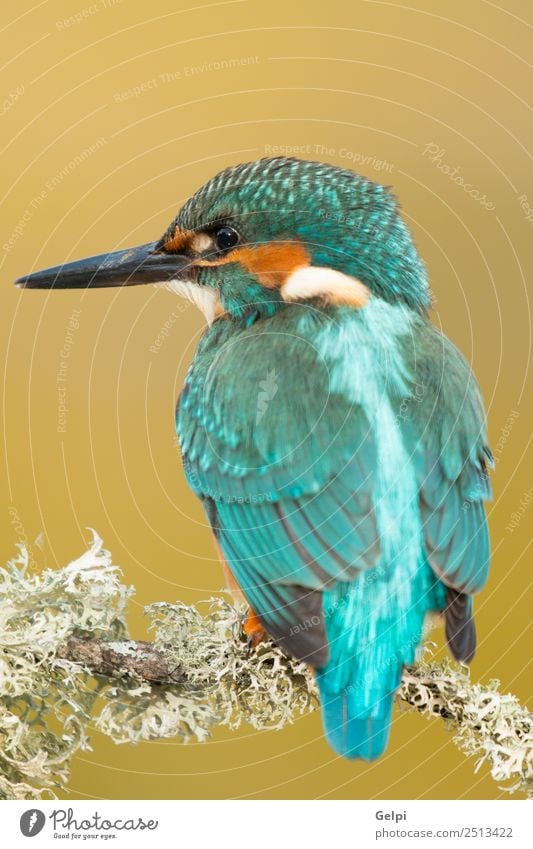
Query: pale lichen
0 535 530 799
400 655 532 796
94 598 317 745
0 531 131 798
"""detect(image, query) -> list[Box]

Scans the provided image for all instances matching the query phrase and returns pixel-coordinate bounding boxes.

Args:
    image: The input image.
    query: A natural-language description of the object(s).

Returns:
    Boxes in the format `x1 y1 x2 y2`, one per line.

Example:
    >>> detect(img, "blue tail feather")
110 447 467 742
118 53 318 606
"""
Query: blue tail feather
319 688 394 761
315 559 446 760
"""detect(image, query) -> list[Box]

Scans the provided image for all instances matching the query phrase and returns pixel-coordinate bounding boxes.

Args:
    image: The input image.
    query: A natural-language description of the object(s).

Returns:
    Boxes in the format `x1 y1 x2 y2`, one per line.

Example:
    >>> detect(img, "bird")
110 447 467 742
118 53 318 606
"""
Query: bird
16 156 492 761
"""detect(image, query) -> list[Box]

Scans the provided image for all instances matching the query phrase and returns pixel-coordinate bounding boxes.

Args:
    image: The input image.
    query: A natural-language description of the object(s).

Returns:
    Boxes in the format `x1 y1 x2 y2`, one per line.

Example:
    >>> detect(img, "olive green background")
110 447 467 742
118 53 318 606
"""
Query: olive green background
1 0 531 800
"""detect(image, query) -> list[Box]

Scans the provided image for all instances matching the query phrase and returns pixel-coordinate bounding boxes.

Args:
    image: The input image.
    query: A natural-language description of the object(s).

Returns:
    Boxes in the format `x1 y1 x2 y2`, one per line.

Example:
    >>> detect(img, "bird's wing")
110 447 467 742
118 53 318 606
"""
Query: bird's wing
202 436 379 666
177 307 392 665
401 323 492 660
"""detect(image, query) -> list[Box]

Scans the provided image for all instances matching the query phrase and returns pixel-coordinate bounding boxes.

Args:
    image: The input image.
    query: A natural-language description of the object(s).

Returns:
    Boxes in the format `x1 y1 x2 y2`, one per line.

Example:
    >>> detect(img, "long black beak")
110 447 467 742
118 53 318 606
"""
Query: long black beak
15 241 190 289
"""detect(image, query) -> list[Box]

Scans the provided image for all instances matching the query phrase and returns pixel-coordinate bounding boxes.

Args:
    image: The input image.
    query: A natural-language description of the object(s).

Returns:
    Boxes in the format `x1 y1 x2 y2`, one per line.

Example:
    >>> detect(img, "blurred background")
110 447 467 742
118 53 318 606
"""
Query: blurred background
1 0 531 800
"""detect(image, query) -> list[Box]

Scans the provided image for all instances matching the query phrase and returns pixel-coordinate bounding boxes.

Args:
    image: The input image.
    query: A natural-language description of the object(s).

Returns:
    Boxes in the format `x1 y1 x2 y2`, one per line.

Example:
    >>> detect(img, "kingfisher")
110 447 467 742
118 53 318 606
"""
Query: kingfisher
16 157 492 760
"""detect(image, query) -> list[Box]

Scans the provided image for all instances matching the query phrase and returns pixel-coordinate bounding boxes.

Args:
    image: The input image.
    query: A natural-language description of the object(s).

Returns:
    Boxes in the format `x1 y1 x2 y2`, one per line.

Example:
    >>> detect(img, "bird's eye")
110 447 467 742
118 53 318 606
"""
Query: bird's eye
214 226 239 252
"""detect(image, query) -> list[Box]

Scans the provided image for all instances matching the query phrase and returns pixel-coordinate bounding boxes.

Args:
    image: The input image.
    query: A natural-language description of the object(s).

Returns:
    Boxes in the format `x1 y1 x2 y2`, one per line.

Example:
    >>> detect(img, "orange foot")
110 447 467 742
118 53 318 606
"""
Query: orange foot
243 609 266 648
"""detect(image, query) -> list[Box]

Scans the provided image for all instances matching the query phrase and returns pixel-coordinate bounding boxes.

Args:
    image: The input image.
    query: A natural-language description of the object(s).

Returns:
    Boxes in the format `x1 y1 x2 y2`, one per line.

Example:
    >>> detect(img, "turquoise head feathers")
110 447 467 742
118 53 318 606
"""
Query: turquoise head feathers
159 157 431 318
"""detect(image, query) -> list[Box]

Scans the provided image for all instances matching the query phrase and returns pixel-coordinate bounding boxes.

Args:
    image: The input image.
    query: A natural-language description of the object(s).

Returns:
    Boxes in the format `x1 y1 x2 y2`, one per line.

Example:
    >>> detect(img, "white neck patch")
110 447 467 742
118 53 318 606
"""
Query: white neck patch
281 266 369 308
166 279 222 324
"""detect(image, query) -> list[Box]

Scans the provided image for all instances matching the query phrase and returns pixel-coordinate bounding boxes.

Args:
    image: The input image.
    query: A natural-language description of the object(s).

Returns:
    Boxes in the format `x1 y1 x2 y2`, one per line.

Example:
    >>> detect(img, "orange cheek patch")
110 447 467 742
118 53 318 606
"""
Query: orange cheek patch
196 242 310 288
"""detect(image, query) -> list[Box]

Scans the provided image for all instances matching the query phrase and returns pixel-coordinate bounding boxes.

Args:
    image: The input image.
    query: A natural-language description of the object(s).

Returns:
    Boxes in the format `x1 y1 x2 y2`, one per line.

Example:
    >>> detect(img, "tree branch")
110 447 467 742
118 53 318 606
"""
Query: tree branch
1 533 531 800
57 636 187 685
57 632 532 800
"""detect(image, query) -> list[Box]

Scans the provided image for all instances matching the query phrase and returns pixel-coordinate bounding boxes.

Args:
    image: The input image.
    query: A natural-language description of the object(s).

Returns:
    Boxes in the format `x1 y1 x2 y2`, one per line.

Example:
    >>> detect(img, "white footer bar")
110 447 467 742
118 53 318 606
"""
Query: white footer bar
1 799 530 848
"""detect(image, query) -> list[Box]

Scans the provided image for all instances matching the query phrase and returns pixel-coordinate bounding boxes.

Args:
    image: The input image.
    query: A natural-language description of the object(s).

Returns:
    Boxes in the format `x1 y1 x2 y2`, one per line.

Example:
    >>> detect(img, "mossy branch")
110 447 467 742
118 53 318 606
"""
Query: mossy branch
57 636 187 685
1 533 531 800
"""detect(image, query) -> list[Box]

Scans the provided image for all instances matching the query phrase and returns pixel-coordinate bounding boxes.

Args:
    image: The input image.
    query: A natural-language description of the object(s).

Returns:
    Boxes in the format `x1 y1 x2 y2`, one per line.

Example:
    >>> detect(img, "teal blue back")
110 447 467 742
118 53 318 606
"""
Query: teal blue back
177 298 490 759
